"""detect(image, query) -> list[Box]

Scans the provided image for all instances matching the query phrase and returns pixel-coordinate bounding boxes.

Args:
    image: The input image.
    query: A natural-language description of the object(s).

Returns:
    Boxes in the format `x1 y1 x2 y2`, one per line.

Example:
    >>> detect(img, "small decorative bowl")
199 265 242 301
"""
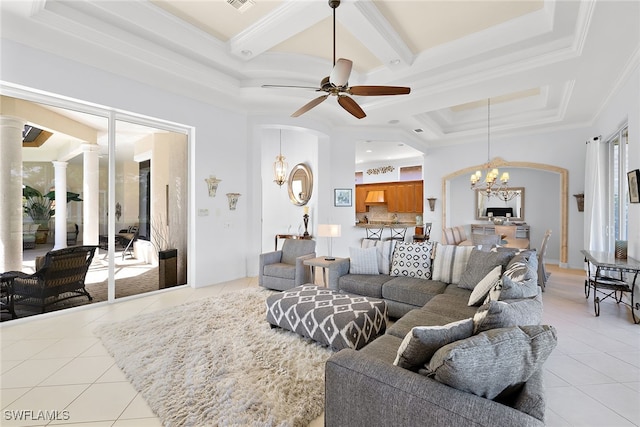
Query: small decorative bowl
492 217 505 225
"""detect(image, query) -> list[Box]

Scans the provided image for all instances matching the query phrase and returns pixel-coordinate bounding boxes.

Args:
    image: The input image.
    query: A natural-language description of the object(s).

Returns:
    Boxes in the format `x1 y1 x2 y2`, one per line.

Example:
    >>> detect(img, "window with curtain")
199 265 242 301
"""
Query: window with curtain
609 125 629 241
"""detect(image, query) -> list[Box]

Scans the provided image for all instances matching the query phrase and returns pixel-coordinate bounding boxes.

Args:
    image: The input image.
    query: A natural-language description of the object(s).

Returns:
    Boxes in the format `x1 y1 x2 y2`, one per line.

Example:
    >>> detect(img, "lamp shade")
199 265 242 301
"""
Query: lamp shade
317 224 341 238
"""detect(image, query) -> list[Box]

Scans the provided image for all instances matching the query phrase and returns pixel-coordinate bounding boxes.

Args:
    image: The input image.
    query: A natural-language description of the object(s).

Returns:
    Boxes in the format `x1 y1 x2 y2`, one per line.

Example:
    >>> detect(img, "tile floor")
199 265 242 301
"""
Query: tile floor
1 266 639 426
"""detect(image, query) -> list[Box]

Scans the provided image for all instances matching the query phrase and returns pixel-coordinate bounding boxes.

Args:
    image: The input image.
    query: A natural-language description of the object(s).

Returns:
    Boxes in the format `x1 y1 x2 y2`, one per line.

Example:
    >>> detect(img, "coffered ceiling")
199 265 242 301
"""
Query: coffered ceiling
1 0 638 154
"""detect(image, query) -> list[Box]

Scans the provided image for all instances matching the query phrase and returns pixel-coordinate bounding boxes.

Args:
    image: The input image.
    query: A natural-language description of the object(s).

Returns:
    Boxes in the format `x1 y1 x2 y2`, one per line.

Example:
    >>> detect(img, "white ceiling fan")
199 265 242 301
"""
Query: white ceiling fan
263 0 411 119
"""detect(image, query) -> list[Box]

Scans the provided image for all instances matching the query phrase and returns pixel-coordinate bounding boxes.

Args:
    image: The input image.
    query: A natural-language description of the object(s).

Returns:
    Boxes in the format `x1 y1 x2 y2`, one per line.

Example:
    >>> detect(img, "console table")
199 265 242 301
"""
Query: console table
581 249 640 324
471 224 530 239
274 234 313 251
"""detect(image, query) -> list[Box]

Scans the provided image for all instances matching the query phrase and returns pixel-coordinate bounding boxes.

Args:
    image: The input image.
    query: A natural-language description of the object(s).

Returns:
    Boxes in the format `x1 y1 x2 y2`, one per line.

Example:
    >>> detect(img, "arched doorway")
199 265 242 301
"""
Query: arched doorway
442 157 569 265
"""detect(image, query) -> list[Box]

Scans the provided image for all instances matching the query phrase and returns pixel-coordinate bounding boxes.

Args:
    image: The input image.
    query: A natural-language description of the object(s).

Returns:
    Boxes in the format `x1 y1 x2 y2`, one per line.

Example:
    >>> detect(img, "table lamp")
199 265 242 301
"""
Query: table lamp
317 224 341 261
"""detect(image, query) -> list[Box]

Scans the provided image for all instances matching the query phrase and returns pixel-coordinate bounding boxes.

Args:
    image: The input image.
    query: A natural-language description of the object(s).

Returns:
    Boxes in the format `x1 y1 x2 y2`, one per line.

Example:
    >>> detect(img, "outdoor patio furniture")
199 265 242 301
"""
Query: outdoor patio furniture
6 245 98 314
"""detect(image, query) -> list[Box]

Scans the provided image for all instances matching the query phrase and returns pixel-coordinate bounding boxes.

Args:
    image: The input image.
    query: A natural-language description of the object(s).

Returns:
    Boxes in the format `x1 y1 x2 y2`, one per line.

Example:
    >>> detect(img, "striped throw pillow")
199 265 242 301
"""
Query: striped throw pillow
432 244 474 285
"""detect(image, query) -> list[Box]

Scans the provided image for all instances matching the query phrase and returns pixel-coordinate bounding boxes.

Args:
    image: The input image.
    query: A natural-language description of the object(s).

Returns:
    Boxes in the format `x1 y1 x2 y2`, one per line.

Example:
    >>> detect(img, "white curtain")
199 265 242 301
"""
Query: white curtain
584 137 612 252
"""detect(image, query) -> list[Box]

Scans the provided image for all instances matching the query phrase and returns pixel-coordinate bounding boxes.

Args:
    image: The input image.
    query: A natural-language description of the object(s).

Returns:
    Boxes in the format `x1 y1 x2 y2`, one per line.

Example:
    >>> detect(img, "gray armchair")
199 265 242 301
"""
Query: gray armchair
259 239 316 291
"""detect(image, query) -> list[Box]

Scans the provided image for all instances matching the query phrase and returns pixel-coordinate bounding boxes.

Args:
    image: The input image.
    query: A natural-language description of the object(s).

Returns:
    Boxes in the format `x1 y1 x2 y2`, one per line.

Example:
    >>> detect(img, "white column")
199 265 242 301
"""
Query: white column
0 116 26 271
52 161 68 250
82 144 100 246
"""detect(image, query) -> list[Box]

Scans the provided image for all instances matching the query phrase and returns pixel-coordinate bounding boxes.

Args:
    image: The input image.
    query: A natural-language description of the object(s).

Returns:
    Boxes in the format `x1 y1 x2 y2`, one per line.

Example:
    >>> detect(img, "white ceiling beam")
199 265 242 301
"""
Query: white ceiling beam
229 0 330 60
338 1 413 71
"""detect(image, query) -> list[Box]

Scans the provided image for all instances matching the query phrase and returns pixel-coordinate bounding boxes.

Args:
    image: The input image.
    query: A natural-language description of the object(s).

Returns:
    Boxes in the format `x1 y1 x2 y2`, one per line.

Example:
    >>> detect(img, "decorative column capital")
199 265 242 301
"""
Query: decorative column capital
0 115 26 131
52 160 68 169
81 143 101 153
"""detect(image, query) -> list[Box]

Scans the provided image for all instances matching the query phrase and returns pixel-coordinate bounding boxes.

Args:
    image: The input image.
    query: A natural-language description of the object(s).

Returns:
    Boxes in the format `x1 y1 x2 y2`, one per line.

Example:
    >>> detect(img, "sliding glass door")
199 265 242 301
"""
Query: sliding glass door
1 87 189 321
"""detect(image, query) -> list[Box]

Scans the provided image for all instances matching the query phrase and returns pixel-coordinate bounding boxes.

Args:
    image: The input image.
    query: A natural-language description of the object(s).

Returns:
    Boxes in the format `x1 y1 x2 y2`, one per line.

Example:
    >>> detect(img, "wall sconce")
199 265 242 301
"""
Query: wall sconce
317 224 341 261
205 176 222 197
274 129 288 186
573 193 584 212
226 193 241 210
427 197 437 212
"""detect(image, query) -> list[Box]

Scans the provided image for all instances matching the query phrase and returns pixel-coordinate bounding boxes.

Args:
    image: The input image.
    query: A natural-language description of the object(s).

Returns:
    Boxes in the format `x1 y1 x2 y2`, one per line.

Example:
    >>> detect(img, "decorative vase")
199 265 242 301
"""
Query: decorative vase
35 221 50 244
615 240 628 259
159 249 178 288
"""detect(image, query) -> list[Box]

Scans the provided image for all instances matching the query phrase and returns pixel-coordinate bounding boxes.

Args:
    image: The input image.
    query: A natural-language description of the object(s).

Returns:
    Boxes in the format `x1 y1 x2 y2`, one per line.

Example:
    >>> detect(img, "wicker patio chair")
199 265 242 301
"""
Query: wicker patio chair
7 245 98 313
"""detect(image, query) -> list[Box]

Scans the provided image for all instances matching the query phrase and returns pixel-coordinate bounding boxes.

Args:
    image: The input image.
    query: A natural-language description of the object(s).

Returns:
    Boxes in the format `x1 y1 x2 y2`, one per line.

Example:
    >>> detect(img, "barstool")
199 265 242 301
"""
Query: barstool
388 227 407 241
365 227 384 240
413 223 432 242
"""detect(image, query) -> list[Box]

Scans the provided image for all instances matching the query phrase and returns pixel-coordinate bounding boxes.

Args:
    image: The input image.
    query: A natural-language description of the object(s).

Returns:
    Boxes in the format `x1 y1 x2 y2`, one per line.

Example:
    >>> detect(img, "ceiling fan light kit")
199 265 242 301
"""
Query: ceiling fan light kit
263 0 411 119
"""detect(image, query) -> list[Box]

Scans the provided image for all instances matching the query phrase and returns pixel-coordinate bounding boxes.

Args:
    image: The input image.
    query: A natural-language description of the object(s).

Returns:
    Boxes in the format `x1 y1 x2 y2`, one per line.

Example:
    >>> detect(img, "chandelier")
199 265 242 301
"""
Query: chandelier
274 129 288 187
470 99 518 202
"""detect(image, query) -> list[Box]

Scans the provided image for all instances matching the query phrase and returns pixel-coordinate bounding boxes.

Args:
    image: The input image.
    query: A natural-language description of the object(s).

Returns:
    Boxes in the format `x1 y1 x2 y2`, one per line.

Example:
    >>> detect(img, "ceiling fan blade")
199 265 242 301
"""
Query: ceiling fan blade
291 95 329 117
338 95 366 119
330 58 353 87
262 84 321 91
349 86 411 96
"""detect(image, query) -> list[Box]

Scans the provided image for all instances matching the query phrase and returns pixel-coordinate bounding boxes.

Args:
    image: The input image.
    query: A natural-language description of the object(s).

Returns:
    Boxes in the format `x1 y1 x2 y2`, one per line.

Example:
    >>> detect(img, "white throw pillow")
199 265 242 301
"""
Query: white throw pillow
361 239 396 275
431 244 473 285
349 246 379 275
467 266 502 306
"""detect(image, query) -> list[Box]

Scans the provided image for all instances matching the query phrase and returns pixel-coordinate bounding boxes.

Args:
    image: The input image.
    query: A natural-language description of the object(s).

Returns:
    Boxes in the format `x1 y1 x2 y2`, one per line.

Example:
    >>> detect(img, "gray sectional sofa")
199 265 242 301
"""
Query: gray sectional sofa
324 241 554 427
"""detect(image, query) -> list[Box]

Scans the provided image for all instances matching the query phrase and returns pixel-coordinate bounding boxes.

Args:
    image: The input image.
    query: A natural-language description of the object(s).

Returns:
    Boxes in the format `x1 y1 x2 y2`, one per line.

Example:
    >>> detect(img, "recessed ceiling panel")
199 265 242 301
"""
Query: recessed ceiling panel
269 18 383 73
374 0 544 54
452 88 541 112
151 0 283 41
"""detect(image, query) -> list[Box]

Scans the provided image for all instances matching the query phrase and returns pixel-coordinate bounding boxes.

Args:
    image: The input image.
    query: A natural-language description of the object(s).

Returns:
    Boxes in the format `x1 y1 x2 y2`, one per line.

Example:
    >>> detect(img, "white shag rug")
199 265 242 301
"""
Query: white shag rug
94 287 334 427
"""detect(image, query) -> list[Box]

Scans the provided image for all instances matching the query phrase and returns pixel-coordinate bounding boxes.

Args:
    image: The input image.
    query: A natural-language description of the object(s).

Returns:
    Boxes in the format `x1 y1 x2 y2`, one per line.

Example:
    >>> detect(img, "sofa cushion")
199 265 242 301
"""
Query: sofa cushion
473 295 543 334
359 333 403 364
349 246 379 275
390 241 435 279
387 309 463 339
442 284 472 298
361 239 396 275
263 263 295 280
338 274 389 299
420 294 478 321
382 277 447 307
458 248 513 291
394 318 474 371
467 266 502 307
425 325 557 399
431 244 473 285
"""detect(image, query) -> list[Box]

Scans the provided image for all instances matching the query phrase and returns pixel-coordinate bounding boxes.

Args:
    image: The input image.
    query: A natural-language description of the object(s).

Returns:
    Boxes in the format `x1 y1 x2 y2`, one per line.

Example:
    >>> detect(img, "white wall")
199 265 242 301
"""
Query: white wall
260 128 319 252
357 156 424 183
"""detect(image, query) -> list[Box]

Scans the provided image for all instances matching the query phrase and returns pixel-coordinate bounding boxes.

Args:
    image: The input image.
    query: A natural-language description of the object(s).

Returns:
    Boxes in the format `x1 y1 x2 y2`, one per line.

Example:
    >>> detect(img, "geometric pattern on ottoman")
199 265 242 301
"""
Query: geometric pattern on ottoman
266 285 388 351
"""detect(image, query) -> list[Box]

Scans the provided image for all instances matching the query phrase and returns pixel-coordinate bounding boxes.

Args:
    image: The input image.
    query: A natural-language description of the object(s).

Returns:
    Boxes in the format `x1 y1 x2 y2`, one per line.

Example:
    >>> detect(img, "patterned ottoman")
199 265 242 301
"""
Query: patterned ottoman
266 285 387 350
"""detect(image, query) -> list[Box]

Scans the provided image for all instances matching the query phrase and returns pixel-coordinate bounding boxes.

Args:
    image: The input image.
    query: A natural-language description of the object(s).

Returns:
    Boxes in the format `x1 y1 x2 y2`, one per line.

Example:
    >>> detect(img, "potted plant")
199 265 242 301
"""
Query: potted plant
23 187 53 244
150 216 178 289
23 185 83 244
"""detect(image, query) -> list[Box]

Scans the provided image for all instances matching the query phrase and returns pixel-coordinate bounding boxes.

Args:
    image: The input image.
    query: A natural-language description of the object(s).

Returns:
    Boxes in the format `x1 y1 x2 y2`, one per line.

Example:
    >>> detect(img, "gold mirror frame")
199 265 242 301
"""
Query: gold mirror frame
287 163 313 206
442 157 569 265
475 187 525 221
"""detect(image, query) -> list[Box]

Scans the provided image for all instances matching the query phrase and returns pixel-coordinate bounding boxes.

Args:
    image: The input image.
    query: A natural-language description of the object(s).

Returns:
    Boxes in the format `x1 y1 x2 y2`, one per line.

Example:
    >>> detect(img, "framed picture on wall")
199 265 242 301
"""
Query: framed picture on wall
334 188 352 207
628 169 640 203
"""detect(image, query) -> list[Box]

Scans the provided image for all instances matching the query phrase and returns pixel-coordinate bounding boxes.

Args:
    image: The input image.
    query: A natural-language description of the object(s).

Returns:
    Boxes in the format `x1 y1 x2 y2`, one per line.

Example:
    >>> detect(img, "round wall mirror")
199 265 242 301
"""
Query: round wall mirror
288 163 313 206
